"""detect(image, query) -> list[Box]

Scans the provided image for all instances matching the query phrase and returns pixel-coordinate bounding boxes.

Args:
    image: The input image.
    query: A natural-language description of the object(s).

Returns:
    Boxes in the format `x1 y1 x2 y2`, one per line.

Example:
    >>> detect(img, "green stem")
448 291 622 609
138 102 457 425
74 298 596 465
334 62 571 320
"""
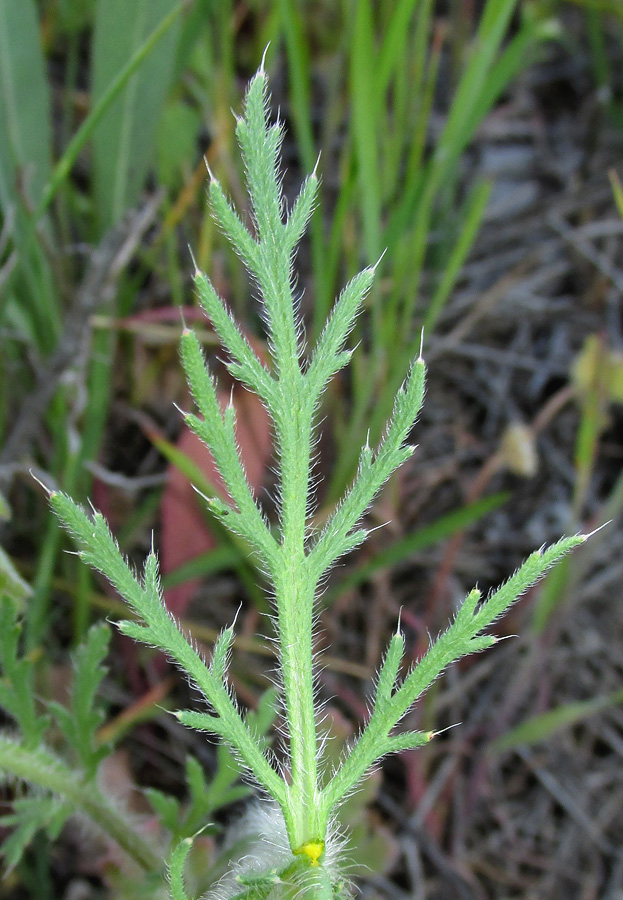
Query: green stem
0 738 161 872
275 384 320 849
276 564 319 848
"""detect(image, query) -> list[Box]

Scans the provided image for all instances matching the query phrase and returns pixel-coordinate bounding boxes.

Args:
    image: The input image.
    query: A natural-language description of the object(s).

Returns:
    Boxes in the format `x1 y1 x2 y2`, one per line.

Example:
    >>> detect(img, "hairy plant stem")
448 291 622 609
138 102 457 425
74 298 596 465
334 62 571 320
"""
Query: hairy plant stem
274 379 321 850
277 565 319 848
0 737 160 871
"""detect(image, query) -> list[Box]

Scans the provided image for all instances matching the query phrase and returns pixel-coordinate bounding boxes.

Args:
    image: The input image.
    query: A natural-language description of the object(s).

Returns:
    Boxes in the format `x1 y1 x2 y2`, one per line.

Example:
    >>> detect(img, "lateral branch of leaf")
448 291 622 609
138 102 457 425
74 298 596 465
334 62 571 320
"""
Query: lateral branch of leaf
50 488 583 816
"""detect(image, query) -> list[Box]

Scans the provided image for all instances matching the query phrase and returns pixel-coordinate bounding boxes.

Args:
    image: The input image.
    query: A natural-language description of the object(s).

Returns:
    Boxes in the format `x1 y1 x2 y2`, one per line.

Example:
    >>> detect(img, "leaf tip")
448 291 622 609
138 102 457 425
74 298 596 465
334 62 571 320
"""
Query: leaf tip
172 401 189 419
371 247 387 272
188 244 200 278
259 42 270 76
30 469 54 497
431 721 462 739
203 155 216 185
582 520 611 541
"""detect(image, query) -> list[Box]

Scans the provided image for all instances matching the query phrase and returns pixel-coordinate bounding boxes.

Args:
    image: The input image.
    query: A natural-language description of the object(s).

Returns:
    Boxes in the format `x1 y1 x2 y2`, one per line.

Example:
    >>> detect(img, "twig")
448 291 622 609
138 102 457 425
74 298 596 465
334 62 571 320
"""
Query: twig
0 195 162 477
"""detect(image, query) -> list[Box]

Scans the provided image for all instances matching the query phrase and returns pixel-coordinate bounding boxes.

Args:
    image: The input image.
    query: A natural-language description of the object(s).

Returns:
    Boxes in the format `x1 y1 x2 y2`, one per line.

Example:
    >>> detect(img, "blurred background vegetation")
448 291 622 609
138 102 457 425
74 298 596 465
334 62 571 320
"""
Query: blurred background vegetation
1 1 622 898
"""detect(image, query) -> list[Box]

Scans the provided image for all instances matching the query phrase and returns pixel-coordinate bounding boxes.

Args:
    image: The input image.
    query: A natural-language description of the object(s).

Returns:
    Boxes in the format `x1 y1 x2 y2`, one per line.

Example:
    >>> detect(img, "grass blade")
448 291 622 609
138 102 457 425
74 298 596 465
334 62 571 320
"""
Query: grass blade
350 0 381 263
37 1 185 220
91 0 182 229
424 179 492 333
490 689 623 754
0 0 51 214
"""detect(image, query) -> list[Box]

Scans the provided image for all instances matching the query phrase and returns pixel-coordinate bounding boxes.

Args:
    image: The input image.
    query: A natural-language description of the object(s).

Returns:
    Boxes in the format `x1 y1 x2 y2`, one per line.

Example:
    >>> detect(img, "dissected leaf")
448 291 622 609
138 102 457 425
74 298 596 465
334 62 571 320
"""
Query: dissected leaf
49 623 111 775
0 794 70 872
145 786 181 833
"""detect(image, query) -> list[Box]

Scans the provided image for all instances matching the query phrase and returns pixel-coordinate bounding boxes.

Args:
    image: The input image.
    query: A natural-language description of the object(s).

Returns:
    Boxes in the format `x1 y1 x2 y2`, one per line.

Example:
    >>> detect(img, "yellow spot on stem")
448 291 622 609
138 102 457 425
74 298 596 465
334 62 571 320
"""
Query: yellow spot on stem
294 839 324 867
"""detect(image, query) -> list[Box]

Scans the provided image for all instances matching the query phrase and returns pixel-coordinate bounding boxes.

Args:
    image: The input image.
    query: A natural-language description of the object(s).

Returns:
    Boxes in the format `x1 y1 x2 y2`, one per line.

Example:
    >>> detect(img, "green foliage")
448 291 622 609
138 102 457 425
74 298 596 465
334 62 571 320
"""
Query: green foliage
0 500 32 604
0 0 52 214
168 835 195 900
47 623 111 776
0 597 154 871
0 0 58 354
490 687 623 754
156 101 202 190
275 0 556 501
91 0 182 229
0 591 271 883
0 545 32 605
0 597 47 750
0 733 161 872
149 689 278 845
46 64 584 898
0 794 70 874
